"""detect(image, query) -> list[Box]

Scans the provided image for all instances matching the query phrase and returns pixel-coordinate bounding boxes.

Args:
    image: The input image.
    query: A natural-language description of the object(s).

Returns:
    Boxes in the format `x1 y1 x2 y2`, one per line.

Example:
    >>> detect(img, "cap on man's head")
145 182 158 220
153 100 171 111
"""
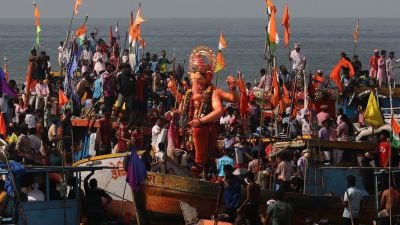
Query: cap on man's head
317 69 323 74
374 49 379 53
294 43 301 48
320 105 328 109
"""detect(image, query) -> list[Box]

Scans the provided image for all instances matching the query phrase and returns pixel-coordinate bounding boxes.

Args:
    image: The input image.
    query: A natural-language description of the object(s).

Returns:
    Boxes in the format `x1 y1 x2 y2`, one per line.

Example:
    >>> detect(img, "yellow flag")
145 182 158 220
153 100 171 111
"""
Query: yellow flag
364 92 384 128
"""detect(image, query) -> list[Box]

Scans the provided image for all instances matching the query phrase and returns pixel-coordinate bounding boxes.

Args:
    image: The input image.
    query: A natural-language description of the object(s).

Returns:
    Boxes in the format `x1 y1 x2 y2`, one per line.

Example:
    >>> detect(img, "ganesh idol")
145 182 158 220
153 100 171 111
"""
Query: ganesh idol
180 46 240 171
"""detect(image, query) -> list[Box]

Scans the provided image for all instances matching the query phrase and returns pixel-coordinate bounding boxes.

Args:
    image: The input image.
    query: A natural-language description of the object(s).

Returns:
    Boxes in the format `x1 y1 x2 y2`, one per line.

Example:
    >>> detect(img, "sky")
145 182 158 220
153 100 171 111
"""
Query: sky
0 0 399 18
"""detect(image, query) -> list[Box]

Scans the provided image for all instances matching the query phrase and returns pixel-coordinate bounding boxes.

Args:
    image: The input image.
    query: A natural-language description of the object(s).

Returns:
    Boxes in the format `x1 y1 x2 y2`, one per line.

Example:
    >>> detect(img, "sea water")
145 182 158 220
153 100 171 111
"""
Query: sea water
1 18 400 88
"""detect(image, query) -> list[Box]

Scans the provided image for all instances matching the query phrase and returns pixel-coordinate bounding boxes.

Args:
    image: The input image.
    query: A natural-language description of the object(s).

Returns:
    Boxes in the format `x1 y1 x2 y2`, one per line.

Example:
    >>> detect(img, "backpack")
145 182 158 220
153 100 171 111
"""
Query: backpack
273 201 292 225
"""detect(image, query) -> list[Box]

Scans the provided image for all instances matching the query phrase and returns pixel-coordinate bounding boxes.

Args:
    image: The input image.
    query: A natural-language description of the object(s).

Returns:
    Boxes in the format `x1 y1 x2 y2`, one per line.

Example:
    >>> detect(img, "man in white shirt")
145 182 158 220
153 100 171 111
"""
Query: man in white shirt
93 46 107 75
28 183 45 201
289 43 306 71
386 51 400 86
258 68 272 92
35 79 50 111
25 109 36 129
342 175 363 225
151 119 162 152
81 44 93 66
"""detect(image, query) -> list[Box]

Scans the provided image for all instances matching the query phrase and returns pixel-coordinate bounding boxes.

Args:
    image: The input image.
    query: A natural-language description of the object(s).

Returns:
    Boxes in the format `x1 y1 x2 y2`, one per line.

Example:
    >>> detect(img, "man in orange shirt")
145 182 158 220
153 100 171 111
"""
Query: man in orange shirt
369 49 379 80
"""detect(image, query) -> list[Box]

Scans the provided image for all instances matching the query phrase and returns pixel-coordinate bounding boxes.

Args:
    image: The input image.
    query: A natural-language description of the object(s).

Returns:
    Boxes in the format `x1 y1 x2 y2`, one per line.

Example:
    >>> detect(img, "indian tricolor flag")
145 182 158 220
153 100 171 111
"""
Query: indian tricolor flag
75 24 86 45
33 3 41 47
215 31 227 73
391 117 400 148
265 0 279 51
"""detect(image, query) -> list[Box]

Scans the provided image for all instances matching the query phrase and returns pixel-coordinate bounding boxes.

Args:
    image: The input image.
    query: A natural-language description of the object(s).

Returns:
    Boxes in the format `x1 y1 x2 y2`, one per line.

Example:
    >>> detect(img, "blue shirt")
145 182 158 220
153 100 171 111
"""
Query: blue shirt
223 175 242 209
217 155 234 177
93 77 103 99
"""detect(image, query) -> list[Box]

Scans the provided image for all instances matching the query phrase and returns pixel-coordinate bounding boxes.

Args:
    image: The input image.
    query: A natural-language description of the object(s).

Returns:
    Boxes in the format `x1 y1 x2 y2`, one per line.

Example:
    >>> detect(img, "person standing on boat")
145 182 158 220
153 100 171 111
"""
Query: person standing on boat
386 52 400 86
377 133 390 167
88 32 97 53
95 111 113 156
377 50 387 88
158 50 171 82
93 46 107 75
342 175 363 225
216 148 235 182
151 119 162 152
34 78 49 111
275 152 293 191
80 44 93 68
258 68 271 92
102 63 116 113
84 171 112 225
317 105 331 127
369 49 380 82
237 171 261 225
289 43 306 88
380 178 400 217
57 41 64 67
216 164 246 223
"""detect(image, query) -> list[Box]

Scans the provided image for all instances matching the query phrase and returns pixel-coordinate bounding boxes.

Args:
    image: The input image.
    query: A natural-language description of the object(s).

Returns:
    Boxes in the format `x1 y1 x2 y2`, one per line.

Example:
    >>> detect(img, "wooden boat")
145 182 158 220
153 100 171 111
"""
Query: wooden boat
73 152 377 225
272 139 378 151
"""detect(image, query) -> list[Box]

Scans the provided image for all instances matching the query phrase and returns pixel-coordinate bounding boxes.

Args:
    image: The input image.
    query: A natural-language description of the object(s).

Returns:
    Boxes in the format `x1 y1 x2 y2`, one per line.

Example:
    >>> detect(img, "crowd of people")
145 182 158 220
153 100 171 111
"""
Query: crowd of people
0 29 400 225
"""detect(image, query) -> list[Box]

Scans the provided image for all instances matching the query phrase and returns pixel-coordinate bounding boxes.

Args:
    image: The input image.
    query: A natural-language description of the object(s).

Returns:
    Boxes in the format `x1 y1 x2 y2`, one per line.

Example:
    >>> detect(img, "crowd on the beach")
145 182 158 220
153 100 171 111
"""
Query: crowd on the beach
0 30 400 225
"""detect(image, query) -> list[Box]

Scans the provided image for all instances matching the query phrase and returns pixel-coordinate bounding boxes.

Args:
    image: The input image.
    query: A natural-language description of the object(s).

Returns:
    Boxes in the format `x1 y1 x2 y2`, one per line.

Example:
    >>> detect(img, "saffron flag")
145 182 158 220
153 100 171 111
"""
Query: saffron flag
129 7 145 48
391 117 400 148
58 89 69 108
215 51 225 73
218 31 227 50
75 24 86 45
353 19 360 44
0 113 6 138
74 0 83 15
271 68 280 107
0 67 17 98
329 58 355 92
364 92 384 129
281 4 290 48
34 4 41 47
266 0 279 51
24 63 35 108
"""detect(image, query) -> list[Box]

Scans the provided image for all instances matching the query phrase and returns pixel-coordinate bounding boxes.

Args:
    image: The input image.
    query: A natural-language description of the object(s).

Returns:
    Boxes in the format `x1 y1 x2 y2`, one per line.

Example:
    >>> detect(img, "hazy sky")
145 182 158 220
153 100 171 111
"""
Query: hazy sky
0 0 399 18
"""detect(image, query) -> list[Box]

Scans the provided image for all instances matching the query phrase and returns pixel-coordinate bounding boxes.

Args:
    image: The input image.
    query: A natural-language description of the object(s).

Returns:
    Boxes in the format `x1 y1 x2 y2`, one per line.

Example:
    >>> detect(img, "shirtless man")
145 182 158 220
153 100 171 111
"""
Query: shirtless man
237 171 261 225
380 180 400 216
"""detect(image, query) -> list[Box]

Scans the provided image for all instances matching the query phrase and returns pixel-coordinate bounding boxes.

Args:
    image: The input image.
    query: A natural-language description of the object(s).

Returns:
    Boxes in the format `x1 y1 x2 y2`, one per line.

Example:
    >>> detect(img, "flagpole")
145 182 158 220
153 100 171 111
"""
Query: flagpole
353 18 359 57
388 66 393 225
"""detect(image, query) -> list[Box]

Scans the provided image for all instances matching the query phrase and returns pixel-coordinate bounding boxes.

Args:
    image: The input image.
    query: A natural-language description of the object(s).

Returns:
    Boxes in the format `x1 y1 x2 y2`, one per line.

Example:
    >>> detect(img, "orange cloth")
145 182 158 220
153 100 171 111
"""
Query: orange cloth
329 58 354 92
193 123 218 165
281 4 290 47
58 89 69 108
271 68 279 107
